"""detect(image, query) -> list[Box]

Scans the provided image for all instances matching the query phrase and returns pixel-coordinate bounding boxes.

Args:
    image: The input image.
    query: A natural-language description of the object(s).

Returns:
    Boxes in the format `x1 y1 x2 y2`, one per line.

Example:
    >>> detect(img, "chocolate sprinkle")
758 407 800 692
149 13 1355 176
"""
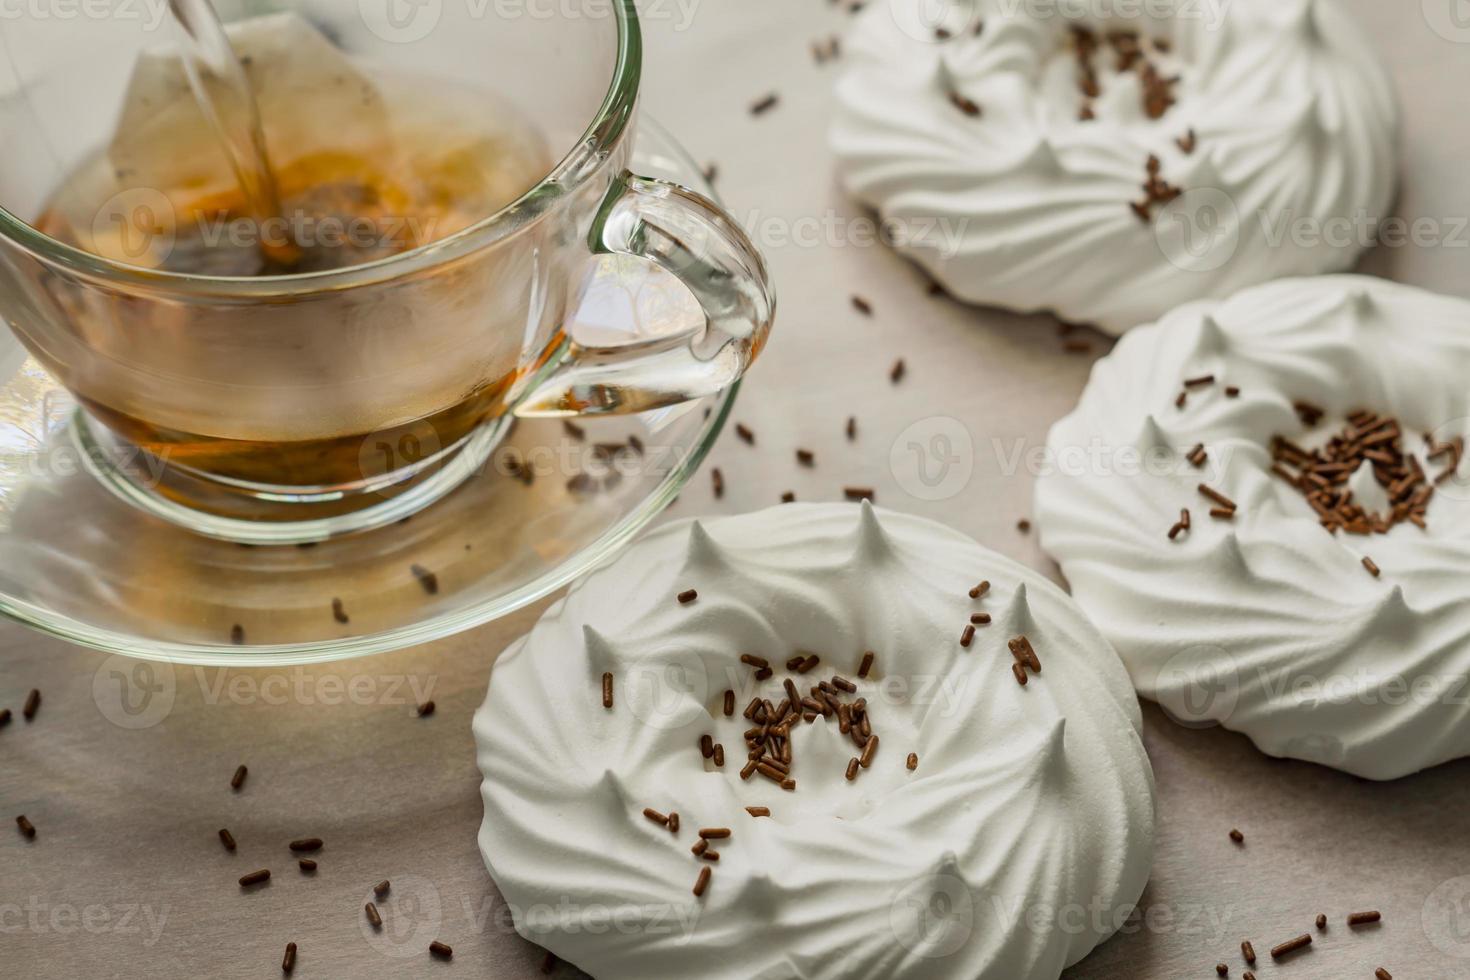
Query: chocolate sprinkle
239 869 271 887
750 93 779 116
429 941 453 960
23 688 40 721
219 828 237 851
410 564 439 595
17 814 35 838
231 765 248 791
283 942 297 974
1269 935 1312 959
365 902 382 928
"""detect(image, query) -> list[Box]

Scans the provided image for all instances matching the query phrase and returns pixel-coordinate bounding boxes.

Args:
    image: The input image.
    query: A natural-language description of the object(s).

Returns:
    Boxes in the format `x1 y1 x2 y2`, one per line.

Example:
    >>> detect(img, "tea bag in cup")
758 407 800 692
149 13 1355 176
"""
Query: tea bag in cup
98 11 400 274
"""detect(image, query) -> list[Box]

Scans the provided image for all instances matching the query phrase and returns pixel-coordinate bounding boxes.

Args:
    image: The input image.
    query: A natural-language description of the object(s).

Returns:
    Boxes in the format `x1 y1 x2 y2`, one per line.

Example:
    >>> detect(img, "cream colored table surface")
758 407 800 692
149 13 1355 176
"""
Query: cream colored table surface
4 2 1469 978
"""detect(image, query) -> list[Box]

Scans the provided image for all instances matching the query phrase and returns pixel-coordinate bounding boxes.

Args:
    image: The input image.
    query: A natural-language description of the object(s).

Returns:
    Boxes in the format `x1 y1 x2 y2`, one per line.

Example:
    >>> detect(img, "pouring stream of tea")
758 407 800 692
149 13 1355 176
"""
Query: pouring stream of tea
167 0 301 268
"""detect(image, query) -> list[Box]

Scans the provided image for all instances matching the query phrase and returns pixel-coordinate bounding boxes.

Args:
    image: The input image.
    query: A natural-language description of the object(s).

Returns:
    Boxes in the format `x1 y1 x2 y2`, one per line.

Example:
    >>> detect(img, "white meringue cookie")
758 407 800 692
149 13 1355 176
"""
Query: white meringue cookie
475 503 1155 979
1036 275 1470 779
829 0 1398 333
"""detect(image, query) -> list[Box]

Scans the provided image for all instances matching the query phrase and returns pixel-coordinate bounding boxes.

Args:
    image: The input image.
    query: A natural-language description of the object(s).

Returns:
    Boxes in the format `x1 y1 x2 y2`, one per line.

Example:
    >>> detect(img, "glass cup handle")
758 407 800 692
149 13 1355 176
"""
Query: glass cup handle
513 170 775 417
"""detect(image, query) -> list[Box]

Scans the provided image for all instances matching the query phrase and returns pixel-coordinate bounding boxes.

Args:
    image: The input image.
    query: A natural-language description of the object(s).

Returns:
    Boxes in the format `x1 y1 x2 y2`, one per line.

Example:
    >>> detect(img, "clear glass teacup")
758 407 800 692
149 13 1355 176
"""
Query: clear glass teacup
0 0 773 540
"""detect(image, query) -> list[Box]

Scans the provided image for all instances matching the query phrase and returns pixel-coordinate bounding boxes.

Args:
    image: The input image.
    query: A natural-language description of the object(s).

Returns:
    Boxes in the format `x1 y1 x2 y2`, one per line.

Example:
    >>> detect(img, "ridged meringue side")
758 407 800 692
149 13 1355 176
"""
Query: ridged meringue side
1036 276 1470 779
475 503 1155 979
829 0 1398 333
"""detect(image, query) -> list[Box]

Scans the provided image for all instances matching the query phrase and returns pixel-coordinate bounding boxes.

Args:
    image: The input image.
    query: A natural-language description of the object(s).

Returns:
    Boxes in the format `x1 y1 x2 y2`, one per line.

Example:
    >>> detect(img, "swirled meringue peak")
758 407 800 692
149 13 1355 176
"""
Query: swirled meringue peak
1036 276 1470 779
475 502 1154 979
830 0 1398 333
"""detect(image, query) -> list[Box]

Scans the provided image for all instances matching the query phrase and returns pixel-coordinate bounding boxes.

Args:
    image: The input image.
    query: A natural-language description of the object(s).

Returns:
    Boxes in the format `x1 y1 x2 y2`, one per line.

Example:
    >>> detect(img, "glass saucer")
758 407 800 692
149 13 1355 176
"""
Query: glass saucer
0 118 734 666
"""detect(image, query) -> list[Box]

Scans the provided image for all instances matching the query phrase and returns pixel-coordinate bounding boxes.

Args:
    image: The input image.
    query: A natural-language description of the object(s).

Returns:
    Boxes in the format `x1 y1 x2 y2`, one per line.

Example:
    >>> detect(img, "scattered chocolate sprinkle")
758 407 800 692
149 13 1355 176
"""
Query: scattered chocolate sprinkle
1376 969 1392 980
858 651 875 678
1017 519 1031 533
960 624 975 648
331 598 350 624
1177 128 1196 154
754 666 773 681
562 419 585 441
745 807 770 818
1176 389 1188 409
699 828 731 840
741 654 770 669
1316 913 1327 930
780 491 796 503
219 828 237 851
668 812 680 834
1362 556 1381 578
890 359 906 384
832 675 857 693
230 624 245 645
702 162 718 183
0 708 9 727
796 448 816 467
797 655 821 674
1348 911 1382 927
712 745 725 767
691 839 708 856
1216 966 1227 977
289 838 322 853
1242 940 1256 964
643 808 670 827
735 423 755 445
17 814 35 838
1169 508 1191 540
1270 935 1312 959
678 589 698 604
906 753 918 771
22 689 40 721
1187 444 1208 468
239 869 271 887
1184 374 1215 388
969 580 990 599
740 760 758 780
859 735 879 768
700 850 720 862
693 866 712 897
1225 386 1240 397
417 701 436 718
429 941 453 960
231 765 248 791
844 487 875 501
298 859 316 873
851 295 873 316
365 902 382 928
845 758 859 781
723 690 735 716
283 942 297 974
970 613 991 625
711 467 724 499
1012 662 1028 686
1229 828 1244 844
1198 484 1237 512
750 93 779 116
1008 635 1042 674
603 673 614 709
1293 400 1325 427
566 473 596 495
1064 339 1092 354
948 91 982 117
846 416 857 441
1209 507 1236 520
410 564 439 595
1243 974 1255 980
